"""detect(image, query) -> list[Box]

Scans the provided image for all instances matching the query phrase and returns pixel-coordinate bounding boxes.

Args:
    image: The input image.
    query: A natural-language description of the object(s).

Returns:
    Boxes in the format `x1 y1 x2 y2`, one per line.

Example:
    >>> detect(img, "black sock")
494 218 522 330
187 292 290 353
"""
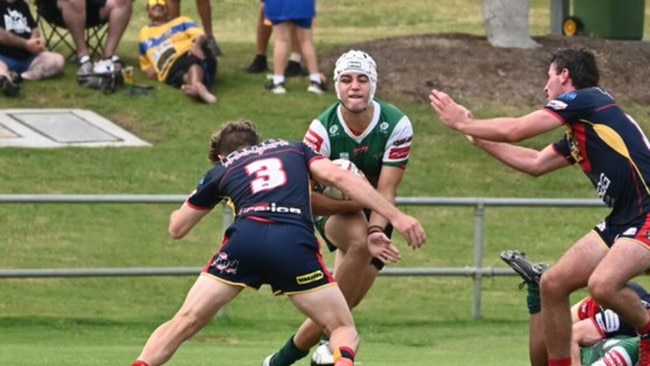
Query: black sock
526 282 541 314
270 335 309 366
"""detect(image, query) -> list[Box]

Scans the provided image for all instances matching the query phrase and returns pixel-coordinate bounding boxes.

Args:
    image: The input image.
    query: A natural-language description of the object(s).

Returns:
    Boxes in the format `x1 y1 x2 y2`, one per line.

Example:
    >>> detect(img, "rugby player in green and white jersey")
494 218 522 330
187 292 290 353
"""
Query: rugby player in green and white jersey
583 336 639 366
262 50 417 366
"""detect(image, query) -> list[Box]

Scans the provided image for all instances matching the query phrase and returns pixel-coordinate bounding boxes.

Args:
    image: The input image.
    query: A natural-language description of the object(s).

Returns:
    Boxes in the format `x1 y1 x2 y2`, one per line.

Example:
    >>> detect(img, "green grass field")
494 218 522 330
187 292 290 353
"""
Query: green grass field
2 0 650 365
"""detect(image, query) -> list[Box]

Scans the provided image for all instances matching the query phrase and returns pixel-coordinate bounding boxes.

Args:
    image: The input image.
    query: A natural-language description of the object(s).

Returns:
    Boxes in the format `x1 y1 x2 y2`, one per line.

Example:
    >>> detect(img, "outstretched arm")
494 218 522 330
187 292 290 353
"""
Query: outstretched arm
470 139 570 176
429 89 562 142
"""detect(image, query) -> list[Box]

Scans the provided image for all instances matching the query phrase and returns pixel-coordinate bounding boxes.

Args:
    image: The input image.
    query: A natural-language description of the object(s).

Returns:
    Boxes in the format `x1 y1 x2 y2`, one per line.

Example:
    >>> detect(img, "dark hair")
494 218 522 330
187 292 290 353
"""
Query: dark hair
549 47 599 89
208 120 260 163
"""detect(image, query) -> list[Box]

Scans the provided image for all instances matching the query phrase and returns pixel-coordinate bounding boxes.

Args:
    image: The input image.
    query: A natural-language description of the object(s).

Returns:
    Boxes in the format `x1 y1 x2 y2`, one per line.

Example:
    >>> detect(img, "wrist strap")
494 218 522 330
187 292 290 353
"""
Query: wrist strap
367 225 384 235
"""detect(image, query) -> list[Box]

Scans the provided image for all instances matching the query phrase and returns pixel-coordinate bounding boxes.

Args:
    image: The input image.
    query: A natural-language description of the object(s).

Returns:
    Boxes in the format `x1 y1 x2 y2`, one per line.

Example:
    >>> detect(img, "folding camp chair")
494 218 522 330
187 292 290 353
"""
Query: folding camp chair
33 0 109 61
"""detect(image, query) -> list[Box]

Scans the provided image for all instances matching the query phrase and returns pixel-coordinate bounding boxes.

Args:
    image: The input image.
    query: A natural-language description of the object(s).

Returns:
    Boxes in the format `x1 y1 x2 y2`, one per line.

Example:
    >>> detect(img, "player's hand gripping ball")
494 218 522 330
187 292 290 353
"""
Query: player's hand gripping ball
314 159 364 200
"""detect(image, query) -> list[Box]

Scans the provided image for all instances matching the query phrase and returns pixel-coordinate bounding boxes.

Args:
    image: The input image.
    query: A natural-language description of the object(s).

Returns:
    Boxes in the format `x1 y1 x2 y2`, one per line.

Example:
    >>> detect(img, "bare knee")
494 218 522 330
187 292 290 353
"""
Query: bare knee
58 0 84 13
346 238 370 255
539 269 573 300
587 276 616 305
51 53 65 70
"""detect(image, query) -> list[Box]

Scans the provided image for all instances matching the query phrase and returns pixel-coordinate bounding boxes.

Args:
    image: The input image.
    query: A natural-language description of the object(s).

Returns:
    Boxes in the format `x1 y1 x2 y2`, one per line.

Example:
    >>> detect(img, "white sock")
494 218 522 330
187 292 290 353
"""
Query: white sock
289 52 302 63
273 75 285 85
309 73 321 83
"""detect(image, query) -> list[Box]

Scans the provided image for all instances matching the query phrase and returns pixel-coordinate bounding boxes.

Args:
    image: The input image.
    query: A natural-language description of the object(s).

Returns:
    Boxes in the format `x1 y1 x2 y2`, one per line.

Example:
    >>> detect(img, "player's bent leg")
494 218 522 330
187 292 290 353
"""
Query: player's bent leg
589 239 650 328
290 285 358 366
587 238 650 366
540 233 603 362
267 213 369 366
332 249 379 309
294 318 330 351
325 212 376 307
262 314 324 365
134 275 242 366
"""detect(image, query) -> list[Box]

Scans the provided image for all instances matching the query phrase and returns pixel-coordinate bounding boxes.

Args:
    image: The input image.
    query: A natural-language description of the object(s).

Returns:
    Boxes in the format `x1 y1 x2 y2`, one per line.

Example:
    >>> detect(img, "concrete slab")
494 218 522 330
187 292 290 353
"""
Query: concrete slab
0 109 150 148
0 123 17 138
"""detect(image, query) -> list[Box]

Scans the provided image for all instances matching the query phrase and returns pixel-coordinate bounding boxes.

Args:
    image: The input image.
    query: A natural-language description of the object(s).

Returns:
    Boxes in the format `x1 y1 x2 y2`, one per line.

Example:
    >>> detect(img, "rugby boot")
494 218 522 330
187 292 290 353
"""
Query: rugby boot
500 250 549 288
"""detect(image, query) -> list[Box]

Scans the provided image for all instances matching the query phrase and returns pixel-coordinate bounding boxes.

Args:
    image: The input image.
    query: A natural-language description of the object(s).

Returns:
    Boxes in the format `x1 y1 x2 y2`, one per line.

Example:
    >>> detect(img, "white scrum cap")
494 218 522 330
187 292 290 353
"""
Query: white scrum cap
333 50 378 100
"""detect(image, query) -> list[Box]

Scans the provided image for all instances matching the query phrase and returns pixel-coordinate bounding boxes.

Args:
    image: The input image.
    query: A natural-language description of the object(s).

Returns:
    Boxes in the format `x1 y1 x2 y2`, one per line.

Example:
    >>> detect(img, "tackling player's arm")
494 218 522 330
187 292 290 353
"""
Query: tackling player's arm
310 158 426 248
310 190 364 216
304 120 365 216
471 139 570 177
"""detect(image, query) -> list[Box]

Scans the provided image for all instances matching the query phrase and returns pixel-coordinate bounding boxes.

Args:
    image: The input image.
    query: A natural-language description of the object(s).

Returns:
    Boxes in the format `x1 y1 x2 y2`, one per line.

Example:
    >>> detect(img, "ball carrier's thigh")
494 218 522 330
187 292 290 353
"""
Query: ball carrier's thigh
323 211 367 254
324 211 379 308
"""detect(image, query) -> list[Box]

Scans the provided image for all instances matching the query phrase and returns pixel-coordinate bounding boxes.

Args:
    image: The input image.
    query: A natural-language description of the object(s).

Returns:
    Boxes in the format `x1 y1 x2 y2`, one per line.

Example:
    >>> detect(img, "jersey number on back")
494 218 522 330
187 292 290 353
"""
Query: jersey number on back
245 158 287 194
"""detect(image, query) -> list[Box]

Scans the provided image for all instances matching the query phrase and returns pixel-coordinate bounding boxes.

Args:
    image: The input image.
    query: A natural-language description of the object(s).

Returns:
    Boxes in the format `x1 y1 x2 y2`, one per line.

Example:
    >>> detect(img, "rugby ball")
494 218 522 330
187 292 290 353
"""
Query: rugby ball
316 159 363 200
310 341 334 366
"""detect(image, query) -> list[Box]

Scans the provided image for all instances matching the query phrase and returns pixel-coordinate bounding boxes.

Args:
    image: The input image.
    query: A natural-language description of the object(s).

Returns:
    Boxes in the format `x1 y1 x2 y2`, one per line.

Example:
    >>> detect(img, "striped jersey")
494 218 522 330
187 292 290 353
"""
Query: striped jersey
138 16 202 82
548 87 650 224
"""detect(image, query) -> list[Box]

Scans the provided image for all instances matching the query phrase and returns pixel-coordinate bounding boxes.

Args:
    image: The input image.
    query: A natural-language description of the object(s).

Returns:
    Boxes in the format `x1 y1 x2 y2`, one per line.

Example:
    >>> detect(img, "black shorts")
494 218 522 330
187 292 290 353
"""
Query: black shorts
165 52 217 88
202 217 335 295
40 0 107 28
593 212 650 248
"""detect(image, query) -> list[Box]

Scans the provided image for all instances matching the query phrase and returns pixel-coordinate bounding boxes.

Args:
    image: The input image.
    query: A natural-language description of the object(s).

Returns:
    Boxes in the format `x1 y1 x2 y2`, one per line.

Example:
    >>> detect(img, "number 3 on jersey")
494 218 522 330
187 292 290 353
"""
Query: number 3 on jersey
245 158 287 194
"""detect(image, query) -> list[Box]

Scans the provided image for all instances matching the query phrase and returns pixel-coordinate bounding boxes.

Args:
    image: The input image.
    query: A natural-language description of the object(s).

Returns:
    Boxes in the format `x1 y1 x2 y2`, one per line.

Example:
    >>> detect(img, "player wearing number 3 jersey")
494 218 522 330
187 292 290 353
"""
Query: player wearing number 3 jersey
129 119 426 366
264 50 416 366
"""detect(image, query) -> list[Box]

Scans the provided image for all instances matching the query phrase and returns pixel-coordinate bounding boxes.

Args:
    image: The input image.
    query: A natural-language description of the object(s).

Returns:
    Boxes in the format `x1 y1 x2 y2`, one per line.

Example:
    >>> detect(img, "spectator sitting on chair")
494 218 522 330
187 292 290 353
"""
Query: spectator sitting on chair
139 0 217 104
40 0 132 74
0 0 64 95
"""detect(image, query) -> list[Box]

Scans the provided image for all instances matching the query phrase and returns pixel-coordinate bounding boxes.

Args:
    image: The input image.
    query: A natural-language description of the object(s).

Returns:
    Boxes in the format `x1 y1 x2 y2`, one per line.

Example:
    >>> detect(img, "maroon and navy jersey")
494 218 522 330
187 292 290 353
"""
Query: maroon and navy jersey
576 282 650 338
548 87 650 224
187 139 324 228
